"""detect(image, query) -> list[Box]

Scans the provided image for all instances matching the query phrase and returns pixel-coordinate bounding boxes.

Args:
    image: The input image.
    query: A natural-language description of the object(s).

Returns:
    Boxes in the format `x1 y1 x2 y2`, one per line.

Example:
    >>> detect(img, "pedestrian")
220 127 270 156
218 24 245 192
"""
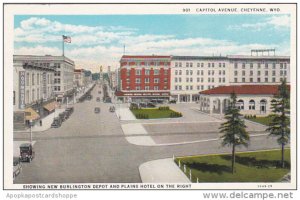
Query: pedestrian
40 120 42 126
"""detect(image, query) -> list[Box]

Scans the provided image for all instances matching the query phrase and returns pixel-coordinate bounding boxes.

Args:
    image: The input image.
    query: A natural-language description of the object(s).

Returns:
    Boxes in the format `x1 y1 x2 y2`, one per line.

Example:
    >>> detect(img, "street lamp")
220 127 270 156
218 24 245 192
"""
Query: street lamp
29 119 33 145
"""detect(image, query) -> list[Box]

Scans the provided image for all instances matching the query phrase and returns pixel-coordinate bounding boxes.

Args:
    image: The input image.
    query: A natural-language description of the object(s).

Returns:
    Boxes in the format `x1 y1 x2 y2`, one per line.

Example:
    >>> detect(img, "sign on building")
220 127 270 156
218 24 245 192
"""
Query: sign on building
19 71 25 109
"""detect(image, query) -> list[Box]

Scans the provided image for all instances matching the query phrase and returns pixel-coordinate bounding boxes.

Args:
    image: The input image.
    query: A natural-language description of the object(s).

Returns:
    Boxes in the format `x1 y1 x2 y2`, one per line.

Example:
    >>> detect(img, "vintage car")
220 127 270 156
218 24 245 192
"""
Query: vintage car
96 97 101 102
19 143 35 162
94 107 101 114
13 157 22 180
51 117 62 128
109 106 115 112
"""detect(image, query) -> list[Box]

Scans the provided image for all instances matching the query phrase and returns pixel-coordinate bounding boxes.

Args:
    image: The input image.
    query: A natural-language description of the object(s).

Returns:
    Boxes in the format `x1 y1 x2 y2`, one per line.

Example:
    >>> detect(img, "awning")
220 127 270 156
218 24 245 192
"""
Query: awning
43 101 57 112
25 107 40 121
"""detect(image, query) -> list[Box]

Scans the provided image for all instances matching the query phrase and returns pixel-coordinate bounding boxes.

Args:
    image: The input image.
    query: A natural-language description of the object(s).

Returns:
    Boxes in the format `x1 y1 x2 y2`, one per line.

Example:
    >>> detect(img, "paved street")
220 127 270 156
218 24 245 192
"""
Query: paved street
14 84 282 183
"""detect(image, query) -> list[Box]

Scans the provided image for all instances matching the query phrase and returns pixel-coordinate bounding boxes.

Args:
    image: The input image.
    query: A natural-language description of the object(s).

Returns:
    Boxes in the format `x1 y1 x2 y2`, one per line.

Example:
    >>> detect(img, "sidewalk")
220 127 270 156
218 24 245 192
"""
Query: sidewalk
115 104 136 121
139 158 191 183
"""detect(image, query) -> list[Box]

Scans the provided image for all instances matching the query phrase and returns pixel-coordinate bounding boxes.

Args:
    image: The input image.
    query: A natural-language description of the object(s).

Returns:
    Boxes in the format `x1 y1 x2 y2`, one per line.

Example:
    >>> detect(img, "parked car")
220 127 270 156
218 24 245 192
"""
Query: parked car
66 107 74 115
59 112 67 122
109 106 115 112
169 99 177 104
147 102 156 108
87 95 92 100
19 143 35 162
139 102 147 108
105 97 112 103
94 107 100 114
98 91 101 94
51 117 62 128
96 97 101 102
13 157 22 180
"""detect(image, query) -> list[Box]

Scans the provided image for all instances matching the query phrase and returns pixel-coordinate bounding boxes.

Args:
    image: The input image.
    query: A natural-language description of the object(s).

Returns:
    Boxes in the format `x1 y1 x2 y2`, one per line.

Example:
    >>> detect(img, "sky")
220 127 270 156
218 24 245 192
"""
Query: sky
14 14 290 72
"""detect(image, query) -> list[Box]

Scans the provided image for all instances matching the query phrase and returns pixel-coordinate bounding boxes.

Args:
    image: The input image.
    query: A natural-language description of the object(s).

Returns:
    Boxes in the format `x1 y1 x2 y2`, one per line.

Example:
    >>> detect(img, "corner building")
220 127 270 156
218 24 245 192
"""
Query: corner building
116 55 171 102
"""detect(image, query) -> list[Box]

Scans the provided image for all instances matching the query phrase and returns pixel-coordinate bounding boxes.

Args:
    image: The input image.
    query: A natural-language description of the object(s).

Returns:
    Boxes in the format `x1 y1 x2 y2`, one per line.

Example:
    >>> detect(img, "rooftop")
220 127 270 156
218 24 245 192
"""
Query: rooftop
200 85 290 95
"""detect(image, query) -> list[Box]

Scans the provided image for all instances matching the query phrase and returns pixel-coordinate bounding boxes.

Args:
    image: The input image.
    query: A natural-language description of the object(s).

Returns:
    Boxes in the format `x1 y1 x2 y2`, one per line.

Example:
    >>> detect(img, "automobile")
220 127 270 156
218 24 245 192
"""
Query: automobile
147 102 156 108
87 95 93 100
59 112 67 122
105 97 112 103
94 107 100 114
51 117 62 128
139 102 147 108
13 157 22 180
109 106 115 112
96 97 101 102
66 107 74 115
19 143 35 162
169 99 177 104
98 91 101 94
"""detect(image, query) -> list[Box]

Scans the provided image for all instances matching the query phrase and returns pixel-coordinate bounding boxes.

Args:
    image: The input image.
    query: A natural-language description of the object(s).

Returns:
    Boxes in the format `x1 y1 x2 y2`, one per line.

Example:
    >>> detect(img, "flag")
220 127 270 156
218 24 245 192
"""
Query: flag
63 35 71 43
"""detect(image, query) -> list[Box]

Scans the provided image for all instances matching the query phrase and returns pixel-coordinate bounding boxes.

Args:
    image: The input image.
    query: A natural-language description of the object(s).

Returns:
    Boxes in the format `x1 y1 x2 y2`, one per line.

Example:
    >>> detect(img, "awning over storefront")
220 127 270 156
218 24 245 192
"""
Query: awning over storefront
43 101 57 112
25 107 40 121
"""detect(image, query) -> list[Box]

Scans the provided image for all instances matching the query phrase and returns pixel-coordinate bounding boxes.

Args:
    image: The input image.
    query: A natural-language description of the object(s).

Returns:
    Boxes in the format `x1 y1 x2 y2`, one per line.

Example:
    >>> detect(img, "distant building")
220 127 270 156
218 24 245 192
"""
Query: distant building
116 55 171 102
74 69 85 89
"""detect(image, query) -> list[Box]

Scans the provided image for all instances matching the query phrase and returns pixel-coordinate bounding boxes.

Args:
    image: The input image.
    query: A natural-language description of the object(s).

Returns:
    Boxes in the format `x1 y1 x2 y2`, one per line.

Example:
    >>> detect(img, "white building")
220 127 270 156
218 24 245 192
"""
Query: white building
170 55 290 103
170 56 229 102
74 69 85 89
199 85 289 116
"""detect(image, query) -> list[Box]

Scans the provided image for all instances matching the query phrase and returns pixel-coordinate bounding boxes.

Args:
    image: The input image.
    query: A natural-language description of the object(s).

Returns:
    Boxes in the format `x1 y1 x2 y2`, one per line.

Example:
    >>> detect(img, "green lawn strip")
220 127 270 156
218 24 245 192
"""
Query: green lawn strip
131 108 180 119
247 116 274 126
175 149 290 182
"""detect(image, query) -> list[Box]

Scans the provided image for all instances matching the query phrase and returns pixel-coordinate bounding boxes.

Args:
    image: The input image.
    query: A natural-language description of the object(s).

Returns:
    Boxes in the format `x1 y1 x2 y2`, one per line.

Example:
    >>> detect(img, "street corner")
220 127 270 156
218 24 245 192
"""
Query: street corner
139 158 190 183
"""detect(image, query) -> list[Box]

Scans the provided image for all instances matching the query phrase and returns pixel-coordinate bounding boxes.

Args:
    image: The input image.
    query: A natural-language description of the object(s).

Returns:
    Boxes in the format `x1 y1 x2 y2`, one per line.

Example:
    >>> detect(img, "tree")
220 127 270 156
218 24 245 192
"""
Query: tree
267 79 290 168
219 92 250 173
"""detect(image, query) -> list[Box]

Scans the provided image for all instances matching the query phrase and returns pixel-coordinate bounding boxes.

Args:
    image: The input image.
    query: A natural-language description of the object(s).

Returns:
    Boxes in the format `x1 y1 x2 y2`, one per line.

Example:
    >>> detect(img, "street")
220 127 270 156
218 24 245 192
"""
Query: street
14 84 281 183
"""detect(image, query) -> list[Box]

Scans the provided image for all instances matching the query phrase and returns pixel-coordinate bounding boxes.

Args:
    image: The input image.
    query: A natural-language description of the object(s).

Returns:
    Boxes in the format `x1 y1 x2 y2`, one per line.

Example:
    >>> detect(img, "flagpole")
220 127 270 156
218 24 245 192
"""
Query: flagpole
62 35 65 57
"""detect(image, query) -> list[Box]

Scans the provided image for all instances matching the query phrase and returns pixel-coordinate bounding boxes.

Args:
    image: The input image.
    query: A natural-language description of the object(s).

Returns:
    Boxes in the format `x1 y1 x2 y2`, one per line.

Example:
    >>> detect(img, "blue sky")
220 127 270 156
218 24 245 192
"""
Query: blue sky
14 14 290 72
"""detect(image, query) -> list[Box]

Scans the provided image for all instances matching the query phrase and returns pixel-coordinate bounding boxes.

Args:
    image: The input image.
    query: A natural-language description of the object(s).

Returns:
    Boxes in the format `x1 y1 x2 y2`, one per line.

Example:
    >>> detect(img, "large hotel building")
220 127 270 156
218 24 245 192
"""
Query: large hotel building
117 53 290 104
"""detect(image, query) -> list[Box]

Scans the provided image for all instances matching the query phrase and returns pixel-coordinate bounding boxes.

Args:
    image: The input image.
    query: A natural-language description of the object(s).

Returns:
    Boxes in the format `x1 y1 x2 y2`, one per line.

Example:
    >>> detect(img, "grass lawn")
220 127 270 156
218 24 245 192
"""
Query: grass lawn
175 149 290 182
131 108 181 119
247 116 274 126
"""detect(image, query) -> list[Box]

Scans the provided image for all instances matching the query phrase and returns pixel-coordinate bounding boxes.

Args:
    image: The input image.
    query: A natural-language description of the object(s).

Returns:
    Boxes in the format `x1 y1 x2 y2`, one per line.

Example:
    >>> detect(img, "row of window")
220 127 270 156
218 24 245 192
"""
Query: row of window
125 78 168 84
175 77 226 83
234 70 288 76
174 62 226 68
234 62 288 69
236 99 267 111
234 77 286 83
123 62 169 67
26 73 53 86
175 70 226 76
125 69 169 76
174 85 217 91
125 86 168 90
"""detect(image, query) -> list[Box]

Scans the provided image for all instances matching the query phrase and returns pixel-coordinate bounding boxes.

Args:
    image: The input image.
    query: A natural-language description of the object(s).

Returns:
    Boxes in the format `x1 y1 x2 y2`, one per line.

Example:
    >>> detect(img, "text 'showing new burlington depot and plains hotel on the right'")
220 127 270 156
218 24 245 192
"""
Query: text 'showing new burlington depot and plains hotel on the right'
116 50 290 116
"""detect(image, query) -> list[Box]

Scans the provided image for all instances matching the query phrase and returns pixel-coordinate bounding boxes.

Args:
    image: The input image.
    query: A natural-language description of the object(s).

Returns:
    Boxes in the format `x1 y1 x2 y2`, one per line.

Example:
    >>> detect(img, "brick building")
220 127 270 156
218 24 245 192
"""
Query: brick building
116 55 171 102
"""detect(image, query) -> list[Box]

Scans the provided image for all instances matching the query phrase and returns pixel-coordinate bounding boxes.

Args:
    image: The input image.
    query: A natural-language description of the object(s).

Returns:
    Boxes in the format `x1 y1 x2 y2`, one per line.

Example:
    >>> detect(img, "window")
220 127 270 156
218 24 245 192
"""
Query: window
179 86 182 90
280 70 283 76
179 62 182 67
284 63 287 69
154 86 159 90
145 69 150 75
257 78 261 82
175 62 178 67
201 63 204 68
186 70 189 75
145 86 150 90
197 77 200 82
164 70 168 75
197 63 200 67
265 78 268 82
197 70 200 75
249 100 255 110
190 70 193 75
223 70 225 75
13 91 15 105
154 69 159 75
186 63 189 67
190 63 193 67
212 63 215 68
272 71 276 76
201 78 203 82
26 73 29 86
164 78 168 83
234 63 238 69
219 63 222 68
190 78 193 82
212 71 214 75
250 71 253 76
208 70 211 75
242 71 245 76
136 86 141 90
242 63 246 69
175 70 178 75
212 78 214 82
175 77 178 83
234 71 238 76
197 85 200 90
186 86 189 90
223 78 225 83
280 63 283 69
32 73 35 85
272 77 276 82
179 70 182 75
223 63 226 68
175 85 178 90
154 78 159 83
265 63 268 69
257 71 261 76
265 71 268 76
250 63 253 69
186 78 189 82
135 78 141 84
37 73 39 85
219 78 221 83
219 70 221 75
234 78 238 83
208 63 211 68
208 78 210 82
284 70 287 76
258 63 261 69
237 99 244 110
272 63 276 69
135 69 141 75
126 69 130 76
201 85 204 90
179 77 182 82
201 70 204 75
250 78 253 82
242 78 245 82
190 86 193 90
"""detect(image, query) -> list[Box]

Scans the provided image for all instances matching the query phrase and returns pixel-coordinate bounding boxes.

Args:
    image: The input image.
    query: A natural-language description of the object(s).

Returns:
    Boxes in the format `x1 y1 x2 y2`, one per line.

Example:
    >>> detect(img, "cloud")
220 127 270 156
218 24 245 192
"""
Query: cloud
228 15 290 31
